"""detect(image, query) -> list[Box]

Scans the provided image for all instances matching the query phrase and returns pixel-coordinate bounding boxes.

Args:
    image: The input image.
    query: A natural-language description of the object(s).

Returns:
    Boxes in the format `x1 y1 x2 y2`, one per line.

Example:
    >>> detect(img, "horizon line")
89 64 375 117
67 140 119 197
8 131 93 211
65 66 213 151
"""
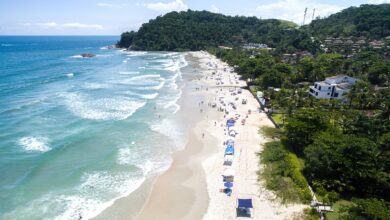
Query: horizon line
0 35 120 37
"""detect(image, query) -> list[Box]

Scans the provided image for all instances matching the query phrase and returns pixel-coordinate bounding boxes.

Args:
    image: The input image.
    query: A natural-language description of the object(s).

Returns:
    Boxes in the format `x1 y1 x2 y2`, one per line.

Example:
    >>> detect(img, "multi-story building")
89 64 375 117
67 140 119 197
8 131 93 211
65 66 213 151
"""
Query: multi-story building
309 75 357 100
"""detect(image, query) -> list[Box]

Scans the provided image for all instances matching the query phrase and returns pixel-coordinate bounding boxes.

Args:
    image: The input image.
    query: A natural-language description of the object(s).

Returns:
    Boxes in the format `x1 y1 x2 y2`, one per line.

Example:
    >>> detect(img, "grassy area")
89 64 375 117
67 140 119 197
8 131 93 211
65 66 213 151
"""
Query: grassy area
260 126 283 139
271 113 284 125
249 85 259 96
326 200 355 220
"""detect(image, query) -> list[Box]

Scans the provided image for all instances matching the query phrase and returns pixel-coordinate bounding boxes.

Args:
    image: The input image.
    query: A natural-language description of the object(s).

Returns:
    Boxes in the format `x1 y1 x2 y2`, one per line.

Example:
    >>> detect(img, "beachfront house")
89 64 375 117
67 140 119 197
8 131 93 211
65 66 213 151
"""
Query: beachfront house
309 75 357 100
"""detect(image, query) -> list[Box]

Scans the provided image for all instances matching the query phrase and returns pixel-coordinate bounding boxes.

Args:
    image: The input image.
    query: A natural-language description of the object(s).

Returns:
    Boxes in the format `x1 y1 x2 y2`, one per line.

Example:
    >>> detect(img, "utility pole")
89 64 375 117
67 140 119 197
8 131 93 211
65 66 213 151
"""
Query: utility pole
312 8 316 21
302 7 308 25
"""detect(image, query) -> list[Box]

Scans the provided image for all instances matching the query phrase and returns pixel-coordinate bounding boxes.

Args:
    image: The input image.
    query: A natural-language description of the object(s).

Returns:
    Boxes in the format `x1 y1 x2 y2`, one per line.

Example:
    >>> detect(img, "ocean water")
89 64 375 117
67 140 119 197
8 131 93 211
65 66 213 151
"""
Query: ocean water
0 36 189 219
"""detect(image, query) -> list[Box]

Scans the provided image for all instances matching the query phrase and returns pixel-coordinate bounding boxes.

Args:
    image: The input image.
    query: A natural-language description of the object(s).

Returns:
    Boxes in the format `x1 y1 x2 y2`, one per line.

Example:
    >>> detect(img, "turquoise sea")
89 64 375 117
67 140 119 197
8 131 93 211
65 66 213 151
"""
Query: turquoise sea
0 36 188 219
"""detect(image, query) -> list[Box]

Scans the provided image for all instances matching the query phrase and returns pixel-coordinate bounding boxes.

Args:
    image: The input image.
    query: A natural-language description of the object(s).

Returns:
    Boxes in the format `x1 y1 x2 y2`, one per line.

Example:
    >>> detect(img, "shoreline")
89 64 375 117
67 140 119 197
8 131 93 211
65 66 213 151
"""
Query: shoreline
136 53 219 219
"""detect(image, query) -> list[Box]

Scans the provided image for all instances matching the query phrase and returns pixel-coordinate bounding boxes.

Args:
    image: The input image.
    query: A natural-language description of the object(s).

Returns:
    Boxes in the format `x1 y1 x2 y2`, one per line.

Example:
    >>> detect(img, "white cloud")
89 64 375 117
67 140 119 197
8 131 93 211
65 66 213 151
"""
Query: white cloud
20 22 103 30
96 2 128 8
211 4 220 13
97 3 114 7
142 0 188 12
367 0 390 3
21 22 58 27
62 22 104 29
251 0 345 25
37 22 58 27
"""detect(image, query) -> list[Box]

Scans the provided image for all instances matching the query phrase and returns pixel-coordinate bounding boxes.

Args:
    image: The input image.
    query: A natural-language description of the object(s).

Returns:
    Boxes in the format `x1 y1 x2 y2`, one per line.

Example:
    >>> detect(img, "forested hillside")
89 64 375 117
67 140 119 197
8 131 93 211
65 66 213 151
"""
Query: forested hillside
308 4 390 39
118 10 318 52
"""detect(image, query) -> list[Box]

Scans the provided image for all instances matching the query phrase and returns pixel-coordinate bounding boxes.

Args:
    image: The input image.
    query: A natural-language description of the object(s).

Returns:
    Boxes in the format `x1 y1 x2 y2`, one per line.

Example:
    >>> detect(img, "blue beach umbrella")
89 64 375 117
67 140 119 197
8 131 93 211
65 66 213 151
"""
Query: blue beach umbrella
224 182 233 188
225 147 235 155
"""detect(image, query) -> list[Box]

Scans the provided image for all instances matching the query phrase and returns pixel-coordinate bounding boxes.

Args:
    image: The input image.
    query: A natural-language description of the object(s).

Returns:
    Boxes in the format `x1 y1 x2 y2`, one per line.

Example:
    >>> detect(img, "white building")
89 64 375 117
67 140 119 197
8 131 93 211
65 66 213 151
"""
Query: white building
309 75 357 100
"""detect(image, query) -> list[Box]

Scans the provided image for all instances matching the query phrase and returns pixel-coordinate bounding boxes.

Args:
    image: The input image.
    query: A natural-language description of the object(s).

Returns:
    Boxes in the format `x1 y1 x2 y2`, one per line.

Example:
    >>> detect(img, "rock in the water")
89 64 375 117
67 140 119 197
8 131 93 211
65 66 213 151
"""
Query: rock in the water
81 53 95 58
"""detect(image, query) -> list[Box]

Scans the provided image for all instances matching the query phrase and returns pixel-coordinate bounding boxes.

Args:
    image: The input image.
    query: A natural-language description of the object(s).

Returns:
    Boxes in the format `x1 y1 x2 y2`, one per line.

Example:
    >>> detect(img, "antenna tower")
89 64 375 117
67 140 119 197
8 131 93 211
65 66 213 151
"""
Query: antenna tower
302 7 308 25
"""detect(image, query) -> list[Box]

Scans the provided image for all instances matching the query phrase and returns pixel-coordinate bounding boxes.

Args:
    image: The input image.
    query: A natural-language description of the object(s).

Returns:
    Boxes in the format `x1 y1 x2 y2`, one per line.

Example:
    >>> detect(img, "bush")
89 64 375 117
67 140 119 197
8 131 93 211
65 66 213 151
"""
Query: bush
260 126 283 139
348 198 390 220
260 141 312 203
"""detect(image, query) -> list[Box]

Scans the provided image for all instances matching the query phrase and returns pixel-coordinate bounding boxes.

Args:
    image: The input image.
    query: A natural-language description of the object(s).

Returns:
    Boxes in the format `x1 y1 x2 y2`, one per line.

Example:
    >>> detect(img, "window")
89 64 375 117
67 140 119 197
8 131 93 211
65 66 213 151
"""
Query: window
314 84 317 89
309 89 314 93
329 87 331 90
334 93 339 97
316 92 318 96
319 86 322 90
327 93 330 95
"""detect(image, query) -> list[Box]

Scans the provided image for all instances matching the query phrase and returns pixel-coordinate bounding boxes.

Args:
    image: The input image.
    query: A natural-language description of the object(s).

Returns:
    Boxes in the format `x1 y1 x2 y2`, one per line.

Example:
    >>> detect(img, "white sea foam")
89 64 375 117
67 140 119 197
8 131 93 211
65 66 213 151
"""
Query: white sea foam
96 54 112 57
122 60 128 63
61 93 146 121
138 66 146 69
2 166 162 220
131 81 165 91
66 73 74 78
115 74 164 86
55 171 146 220
18 136 51 153
71 55 83 58
161 90 182 114
83 83 109 90
150 118 187 149
126 51 148 57
117 148 132 165
125 91 159 100
119 71 139 75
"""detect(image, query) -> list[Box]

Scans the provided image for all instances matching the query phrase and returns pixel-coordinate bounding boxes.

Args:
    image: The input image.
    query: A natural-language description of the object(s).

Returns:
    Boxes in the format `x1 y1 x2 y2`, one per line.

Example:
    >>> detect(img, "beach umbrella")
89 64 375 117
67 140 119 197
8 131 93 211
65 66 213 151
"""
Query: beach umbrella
224 182 233 188
223 168 235 177
226 139 235 144
225 147 234 155
237 198 253 209
224 155 234 162
227 119 235 124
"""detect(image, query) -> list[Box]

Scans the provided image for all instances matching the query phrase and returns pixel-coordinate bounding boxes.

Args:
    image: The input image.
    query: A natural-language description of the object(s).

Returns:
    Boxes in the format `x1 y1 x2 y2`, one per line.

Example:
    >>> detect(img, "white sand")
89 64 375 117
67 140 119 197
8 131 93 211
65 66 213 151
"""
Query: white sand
190 51 307 219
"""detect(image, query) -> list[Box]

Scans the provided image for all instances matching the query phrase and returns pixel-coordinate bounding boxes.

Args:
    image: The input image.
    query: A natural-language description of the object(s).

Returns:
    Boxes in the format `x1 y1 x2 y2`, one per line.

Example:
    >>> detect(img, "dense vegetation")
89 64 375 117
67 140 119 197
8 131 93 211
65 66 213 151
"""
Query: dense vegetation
308 4 390 39
118 10 319 53
259 139 312 204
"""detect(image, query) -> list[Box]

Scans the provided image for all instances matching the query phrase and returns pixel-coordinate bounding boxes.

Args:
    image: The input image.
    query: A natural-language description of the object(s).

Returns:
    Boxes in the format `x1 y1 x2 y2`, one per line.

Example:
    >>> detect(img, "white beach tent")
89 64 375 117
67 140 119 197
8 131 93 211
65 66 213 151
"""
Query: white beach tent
224 155 234 165
223 168 235 177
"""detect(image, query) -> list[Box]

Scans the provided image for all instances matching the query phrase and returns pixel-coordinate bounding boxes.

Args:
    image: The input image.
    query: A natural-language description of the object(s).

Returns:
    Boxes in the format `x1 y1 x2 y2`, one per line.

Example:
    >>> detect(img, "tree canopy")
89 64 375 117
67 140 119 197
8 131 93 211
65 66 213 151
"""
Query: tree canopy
117 10 322 53
308 4 390 39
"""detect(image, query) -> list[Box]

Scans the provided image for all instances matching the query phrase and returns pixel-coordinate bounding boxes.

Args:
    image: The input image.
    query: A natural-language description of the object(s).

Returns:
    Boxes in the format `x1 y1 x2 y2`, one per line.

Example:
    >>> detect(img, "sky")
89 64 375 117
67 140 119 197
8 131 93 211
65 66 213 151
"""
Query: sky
0 0 389 35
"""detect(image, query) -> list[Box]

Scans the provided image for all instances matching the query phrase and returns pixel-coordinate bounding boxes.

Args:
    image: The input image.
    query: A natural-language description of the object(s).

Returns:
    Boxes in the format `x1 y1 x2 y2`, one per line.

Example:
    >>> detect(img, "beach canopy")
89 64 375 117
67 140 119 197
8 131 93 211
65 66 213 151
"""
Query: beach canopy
226 139 234 144
229 130 237 135
238 199 253 208
225 147 235 154
224 155 234 162
223 168 235 177
224 182 233 188
227 119 235 123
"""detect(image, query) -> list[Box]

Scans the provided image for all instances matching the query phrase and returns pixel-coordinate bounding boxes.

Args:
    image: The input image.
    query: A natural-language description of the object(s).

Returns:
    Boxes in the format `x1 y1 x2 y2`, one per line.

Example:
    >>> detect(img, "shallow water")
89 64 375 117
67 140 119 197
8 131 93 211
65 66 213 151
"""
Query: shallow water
0 36 188 219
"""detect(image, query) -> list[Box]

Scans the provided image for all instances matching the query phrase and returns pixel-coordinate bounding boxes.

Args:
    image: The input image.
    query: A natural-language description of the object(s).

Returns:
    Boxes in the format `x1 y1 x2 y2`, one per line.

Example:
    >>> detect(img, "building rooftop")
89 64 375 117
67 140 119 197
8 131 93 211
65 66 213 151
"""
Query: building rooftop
337 82 354 90
325 74 347 80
